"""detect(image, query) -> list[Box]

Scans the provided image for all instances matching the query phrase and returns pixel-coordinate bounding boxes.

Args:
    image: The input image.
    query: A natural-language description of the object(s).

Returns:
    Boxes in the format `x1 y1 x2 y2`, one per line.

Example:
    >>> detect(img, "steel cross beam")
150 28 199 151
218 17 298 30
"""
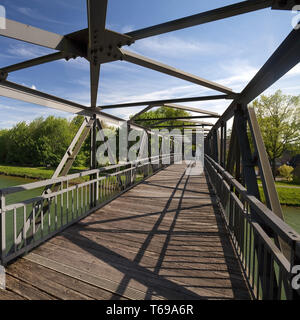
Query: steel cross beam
129 103 219 127
126 0 273 40
121 49 234 95
163 103 220 116
0 19 84 55
207 26 300 137
134 116 220 122
134 115 219 122
151 124 213 128
98 94 232 109
0 52 71 76
0 80 157 135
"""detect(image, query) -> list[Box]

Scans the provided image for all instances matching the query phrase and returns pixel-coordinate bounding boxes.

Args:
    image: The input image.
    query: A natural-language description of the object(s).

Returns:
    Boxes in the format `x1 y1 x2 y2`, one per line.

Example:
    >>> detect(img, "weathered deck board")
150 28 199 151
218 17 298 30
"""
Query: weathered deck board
0 163 251 300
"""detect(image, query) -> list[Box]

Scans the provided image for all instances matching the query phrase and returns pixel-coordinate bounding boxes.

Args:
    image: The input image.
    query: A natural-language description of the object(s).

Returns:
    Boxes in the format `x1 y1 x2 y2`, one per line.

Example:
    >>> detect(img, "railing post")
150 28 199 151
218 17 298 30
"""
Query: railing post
0 191 6 265
96 171 99 205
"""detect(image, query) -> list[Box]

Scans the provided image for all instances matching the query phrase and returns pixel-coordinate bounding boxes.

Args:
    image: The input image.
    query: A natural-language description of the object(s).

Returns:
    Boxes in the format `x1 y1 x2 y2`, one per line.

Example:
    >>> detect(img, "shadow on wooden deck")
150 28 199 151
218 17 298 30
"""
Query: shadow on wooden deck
0 164 251 300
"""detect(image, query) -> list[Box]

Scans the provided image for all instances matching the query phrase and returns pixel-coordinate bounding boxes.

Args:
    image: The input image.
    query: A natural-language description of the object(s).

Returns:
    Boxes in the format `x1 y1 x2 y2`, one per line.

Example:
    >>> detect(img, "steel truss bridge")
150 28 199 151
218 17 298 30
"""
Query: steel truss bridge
0 0 299 300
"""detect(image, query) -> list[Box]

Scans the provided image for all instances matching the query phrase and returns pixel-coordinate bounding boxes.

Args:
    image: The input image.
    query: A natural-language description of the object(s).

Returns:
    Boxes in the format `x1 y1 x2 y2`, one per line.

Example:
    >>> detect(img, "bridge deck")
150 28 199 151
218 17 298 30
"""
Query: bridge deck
0 163 251 300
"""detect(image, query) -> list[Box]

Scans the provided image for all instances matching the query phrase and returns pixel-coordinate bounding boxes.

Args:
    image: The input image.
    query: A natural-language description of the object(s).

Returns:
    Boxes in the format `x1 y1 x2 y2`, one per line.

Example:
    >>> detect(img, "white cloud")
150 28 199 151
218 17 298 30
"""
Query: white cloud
131 35 230 58
60 57 89 70
7 44 50 59
15 6 71 25
121 25 135 33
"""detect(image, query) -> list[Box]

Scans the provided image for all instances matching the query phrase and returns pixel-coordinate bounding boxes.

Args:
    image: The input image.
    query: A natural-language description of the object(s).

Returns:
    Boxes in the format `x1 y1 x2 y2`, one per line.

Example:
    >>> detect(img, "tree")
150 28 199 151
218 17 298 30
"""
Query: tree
133 106 193 128
251 90 300 178
0 115 91 168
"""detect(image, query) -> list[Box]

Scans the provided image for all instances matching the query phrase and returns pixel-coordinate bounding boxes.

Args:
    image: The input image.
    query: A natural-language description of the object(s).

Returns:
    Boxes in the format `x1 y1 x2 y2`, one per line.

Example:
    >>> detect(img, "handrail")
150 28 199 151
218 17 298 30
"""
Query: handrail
205 154 300 300
0 153 177 265
0 154 172 196
205 154 300 245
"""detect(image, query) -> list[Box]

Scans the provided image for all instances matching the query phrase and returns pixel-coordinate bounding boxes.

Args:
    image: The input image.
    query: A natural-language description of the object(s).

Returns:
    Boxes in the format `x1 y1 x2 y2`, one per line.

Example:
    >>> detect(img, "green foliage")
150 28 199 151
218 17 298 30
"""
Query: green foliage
133 106 193 128
0 115 89 167
278 164 294 181
251 90 300 176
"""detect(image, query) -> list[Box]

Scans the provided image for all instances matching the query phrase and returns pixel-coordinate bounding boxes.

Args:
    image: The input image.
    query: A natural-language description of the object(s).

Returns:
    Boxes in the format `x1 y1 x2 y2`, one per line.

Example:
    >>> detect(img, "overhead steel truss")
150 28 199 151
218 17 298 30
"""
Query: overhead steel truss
1 0 290 122
0 0 298 159
0 0 299 300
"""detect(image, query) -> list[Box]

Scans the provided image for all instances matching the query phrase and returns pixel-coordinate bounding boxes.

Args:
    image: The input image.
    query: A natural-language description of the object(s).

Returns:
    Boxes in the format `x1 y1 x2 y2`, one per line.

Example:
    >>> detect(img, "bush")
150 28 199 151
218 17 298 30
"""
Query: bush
278 164 294 181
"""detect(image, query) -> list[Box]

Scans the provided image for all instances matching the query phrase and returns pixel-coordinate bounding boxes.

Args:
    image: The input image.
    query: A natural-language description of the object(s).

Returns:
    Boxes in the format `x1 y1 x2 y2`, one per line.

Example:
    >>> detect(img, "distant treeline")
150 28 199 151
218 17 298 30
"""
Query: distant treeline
0 116 90 167
0 107 194 168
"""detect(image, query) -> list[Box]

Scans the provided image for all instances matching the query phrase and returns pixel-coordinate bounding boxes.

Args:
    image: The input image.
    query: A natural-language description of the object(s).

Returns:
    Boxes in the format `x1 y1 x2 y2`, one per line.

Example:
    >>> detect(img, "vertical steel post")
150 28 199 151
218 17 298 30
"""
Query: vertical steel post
235 104 278 299
223 121 227 168
90 114 97 208
0 192 5 265
220 123 224 167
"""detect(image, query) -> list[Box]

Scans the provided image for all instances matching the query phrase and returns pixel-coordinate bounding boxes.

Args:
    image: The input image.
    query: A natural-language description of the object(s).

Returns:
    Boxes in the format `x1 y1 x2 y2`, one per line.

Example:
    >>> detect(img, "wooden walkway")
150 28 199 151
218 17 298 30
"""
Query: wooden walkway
0 163 251 300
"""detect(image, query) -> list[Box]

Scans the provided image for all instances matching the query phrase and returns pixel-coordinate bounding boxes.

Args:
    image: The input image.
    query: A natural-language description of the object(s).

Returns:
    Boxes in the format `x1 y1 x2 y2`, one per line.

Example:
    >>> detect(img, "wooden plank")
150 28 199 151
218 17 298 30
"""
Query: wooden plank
0 288 24 300
24 253 160 300
4 163 250 300
5 274 55 300
6 259 93 300
8 259 127 300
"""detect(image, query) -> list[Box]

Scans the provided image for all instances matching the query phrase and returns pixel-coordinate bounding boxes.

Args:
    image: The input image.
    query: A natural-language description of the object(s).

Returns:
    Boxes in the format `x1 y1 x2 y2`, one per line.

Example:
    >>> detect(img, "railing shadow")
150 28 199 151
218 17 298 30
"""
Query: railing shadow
60 163 207 299
204 170 251 299
53 163 251 300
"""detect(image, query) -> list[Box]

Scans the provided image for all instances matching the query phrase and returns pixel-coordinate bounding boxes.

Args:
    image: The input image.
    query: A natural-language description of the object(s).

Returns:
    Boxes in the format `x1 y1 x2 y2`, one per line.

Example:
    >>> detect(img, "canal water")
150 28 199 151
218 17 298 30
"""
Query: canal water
1 174 300 234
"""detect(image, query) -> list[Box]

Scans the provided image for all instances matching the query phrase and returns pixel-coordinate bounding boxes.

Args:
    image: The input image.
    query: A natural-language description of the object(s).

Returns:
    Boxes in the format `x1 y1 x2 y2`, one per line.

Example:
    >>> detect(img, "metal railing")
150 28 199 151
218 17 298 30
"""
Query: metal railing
205 155 300 300
0 154 177 265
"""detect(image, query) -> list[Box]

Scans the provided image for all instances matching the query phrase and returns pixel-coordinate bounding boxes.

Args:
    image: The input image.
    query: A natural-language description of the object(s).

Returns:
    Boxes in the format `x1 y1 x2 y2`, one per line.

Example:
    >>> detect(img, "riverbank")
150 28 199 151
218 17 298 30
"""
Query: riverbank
0 165 87 181
259 186 300 206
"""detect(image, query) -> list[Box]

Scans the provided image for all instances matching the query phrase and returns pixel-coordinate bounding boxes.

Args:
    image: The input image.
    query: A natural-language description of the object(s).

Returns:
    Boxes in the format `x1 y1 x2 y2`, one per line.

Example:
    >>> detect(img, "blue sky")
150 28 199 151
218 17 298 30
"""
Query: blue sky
0 0 299 129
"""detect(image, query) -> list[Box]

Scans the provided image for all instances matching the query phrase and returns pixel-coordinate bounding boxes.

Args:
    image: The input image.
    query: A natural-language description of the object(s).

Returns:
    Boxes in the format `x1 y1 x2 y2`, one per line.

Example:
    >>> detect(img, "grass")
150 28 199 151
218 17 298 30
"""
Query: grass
257 178 300 187
259 186 300 206
0 165 88 180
